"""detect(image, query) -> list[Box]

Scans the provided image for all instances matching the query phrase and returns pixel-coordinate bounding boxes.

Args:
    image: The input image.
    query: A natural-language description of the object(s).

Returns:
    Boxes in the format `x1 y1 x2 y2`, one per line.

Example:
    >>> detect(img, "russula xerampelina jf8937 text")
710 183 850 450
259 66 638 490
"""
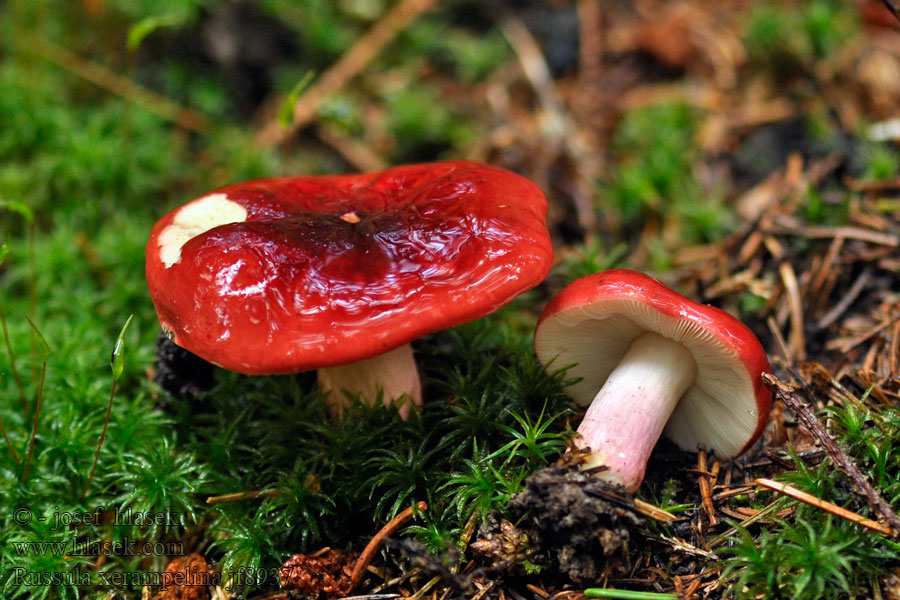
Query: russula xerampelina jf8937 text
146 161 552 418
535 269 772 493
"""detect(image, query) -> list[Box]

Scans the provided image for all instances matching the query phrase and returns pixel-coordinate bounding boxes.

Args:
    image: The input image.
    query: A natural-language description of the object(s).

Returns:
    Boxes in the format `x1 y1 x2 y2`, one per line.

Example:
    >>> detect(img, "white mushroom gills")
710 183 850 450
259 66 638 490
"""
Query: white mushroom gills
157 194 248 268
574 331 697 493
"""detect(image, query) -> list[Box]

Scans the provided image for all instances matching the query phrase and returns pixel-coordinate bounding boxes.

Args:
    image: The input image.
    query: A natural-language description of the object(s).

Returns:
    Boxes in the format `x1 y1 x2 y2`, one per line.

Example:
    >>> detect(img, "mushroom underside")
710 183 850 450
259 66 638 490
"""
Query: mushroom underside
536 299 761 459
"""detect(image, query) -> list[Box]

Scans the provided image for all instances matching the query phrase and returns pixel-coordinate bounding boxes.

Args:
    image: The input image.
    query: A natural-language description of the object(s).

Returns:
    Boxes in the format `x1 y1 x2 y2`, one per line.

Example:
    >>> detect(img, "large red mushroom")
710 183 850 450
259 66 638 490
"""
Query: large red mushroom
146 161 552 418
534 269 771 493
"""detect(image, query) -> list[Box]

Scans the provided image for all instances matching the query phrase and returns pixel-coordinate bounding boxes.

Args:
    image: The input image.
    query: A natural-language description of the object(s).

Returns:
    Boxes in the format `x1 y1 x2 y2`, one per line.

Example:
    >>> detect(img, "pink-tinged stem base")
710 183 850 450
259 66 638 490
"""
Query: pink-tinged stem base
575 332 697 493
317 343 422 420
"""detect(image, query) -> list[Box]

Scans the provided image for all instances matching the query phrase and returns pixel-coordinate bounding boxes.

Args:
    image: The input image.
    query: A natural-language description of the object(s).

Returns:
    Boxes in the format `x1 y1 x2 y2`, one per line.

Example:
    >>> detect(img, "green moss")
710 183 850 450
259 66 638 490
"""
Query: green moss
600 102 732 246
384 83 476 161
0 64 179 232
861 142 900 181
0 216 573 594
719 400 900 599
743 0 860 73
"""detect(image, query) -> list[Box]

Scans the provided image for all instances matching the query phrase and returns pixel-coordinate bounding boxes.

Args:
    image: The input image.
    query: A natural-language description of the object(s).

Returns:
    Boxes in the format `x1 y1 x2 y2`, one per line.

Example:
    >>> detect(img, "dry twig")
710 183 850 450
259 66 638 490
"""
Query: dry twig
709 499 784 548
880 0 900 23
762 373 900 534
697 450 719 526
498 12 599 235
316 124 388 172
256 0 437 146
778 262 806 361
205 490 280 504
633 498 679 523
21 34 212 132
816 268 872 329
349 501 428 592
765 220 900 247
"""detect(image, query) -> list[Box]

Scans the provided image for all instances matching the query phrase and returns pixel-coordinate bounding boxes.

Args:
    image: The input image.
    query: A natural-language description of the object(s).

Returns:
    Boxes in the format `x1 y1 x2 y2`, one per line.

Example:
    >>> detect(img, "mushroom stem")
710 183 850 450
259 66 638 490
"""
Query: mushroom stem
575 331 697 493
317 343 422 420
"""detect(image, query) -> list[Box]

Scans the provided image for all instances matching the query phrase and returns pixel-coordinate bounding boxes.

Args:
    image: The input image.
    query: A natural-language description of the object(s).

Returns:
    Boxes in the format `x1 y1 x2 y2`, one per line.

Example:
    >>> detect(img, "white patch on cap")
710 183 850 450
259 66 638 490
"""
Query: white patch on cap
157 194 248 268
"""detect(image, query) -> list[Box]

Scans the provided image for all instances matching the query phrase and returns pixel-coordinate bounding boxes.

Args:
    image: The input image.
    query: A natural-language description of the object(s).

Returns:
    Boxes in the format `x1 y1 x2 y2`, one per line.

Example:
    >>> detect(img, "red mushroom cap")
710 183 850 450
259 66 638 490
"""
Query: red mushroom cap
146 161 552 374
535 269 771 458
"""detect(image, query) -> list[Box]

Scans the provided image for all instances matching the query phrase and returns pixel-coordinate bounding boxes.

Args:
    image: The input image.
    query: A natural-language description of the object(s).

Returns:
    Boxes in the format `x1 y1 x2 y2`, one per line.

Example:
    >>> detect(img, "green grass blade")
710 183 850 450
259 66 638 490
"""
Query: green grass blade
584 589 678 600
110 314 134 380
24 316 51 361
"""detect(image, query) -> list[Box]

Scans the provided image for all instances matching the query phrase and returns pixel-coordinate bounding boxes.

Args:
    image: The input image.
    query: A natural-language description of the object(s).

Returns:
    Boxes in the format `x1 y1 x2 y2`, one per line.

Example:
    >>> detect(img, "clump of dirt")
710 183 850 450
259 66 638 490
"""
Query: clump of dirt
278 549 358 597
505 462 641 584
154 333 216 400
388 538 473 591
470 515 535 574
884 570 900 600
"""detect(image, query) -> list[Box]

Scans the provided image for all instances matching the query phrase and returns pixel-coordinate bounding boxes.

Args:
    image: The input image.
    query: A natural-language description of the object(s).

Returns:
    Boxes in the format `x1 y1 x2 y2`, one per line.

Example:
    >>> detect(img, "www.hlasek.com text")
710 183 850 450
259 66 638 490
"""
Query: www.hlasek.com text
12 538 184 558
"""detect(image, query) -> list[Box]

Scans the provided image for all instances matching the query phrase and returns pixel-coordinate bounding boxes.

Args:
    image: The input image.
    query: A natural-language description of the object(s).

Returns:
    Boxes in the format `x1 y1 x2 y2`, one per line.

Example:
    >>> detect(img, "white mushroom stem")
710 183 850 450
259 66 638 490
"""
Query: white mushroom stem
574 331 697 493
317 343 422 420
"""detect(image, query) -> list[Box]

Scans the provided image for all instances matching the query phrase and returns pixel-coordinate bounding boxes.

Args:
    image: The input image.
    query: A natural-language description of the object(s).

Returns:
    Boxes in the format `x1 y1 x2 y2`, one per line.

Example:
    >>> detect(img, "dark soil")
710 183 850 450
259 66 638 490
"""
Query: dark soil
503 461 642 584
154 333 217 401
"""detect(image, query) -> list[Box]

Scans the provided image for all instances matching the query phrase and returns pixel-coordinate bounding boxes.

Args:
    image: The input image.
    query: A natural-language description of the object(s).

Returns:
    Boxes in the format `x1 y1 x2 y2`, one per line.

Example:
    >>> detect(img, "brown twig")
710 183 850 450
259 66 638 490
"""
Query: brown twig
778 262 806 361
826 313 900 354
764 220 900 247
755 478 894 537
805 236 843 316
697 449 719 526
255 0 437 146
497 16 565 126
575 0 604 145
880 0 900 23
845 176 900 193
633 498 679 523
22 362 46 482
0 411 19 465
21 34 212 133
498 11 599 235
83 378 116 498
712 486 754 501
683 576 702 599
408 576 441 600
316 125 388 172
730 506 795 519
657 534 716 559
205 490 281 504
761 373 900 535
709 499 783 548
890 320 900 374
815 268 872 330
348 501 427 592
456 510 480 567
0 300 26 412
767 316 793 364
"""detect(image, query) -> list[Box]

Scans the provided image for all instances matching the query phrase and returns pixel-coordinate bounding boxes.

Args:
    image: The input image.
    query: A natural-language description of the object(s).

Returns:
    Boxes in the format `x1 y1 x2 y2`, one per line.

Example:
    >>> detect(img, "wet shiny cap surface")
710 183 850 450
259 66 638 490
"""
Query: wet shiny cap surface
146 161 552 374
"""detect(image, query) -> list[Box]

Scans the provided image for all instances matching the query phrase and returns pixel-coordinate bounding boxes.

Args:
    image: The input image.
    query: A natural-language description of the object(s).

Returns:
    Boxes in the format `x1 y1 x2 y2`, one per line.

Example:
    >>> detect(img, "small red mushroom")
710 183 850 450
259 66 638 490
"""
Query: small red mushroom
534 269 771 493
146 161 552 418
